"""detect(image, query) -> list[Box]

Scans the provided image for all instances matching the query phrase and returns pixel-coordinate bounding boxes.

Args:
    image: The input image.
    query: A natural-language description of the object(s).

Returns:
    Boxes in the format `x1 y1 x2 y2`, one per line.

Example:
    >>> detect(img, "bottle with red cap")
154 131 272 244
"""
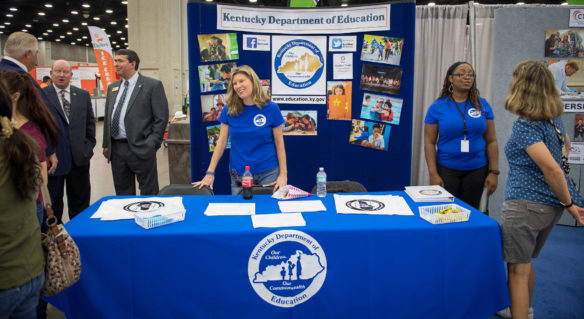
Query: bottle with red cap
242 166 253 199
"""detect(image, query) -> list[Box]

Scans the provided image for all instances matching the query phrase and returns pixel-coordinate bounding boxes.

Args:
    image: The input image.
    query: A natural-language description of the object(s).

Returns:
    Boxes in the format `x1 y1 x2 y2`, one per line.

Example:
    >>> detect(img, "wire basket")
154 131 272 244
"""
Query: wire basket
134 211 185 229
419 204 470 224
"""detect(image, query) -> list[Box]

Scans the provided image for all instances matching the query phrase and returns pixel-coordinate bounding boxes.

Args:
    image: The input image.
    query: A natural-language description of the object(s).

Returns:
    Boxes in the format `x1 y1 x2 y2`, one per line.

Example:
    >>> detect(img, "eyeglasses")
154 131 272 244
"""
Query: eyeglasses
452 73 476 79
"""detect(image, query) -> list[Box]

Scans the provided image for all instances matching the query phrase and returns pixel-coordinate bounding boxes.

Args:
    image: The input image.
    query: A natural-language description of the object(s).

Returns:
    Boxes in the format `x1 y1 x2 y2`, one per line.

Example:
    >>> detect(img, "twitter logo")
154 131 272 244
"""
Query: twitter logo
332 38 342 49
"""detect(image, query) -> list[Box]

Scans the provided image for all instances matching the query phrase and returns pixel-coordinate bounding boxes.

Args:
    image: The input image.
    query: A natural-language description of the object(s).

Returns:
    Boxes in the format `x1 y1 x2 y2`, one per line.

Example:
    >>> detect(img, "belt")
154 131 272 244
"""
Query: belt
112 138 128 143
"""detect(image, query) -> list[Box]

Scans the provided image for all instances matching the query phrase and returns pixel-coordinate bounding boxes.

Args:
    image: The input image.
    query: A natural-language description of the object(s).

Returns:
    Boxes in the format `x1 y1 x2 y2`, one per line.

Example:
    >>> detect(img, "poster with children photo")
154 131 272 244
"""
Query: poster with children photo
198 62 236 92
360 64 402 95
360 34 403 66
201 94 225 122
327 81 352 120
574 113 584 141
206 124 231 152
197 33 239 62
349 119 390 151
280 110 318 136
360 93 403 125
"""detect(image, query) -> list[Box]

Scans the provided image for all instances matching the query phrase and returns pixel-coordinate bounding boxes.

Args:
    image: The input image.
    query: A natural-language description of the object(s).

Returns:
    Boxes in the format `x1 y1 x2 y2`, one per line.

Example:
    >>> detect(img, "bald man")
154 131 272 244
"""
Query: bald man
43 60 96 220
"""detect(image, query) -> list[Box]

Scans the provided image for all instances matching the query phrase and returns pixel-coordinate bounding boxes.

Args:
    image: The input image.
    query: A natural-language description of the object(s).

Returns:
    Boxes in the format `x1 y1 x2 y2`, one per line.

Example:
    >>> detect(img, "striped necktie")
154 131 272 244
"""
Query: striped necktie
111 80 129 138
60 89 70 120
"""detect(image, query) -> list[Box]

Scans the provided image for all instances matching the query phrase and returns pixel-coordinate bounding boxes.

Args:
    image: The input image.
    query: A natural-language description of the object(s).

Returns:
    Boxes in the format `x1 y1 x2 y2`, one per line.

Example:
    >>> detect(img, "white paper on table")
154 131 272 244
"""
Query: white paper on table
277 200 326 213
204 203 255 216
334 194 414 216
251 213 306 228
91 197 185 221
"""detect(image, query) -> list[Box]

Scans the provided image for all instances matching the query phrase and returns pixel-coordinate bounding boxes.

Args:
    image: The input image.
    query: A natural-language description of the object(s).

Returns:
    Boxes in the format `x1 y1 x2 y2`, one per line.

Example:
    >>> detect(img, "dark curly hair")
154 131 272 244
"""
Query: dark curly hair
438 61 482 111
0 82 42 200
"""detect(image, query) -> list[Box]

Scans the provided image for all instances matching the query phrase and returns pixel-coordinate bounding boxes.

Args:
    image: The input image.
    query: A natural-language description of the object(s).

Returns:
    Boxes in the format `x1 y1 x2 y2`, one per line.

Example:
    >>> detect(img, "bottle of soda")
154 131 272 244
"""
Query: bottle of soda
242 166 253 200
316 167 327 197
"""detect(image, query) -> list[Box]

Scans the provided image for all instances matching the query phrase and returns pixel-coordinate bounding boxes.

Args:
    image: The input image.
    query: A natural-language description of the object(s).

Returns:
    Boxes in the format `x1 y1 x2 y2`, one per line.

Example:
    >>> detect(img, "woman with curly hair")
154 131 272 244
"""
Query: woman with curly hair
0 81 45 318
424 62 499 210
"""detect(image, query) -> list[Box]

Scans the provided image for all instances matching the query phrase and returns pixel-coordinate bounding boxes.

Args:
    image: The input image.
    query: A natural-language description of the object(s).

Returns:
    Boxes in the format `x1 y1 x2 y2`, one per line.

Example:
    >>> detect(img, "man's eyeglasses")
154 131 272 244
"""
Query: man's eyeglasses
452 73 476 79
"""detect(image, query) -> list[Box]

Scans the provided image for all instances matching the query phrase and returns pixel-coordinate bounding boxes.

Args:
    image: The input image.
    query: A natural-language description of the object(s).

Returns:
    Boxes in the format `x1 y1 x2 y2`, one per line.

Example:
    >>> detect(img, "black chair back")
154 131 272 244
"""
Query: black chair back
311 180 367 194
158 184 214 195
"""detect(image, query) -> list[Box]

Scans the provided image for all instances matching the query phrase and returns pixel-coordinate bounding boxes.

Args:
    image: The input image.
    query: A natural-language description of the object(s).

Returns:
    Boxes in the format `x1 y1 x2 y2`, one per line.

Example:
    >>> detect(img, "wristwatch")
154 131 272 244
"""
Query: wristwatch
560 200 574 209
488 169 500 175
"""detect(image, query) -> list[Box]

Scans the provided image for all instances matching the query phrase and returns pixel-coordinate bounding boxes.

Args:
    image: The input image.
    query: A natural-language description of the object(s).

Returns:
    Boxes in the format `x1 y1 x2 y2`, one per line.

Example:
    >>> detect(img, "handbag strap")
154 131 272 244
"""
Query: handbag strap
41 184 68 257
548 120 578 189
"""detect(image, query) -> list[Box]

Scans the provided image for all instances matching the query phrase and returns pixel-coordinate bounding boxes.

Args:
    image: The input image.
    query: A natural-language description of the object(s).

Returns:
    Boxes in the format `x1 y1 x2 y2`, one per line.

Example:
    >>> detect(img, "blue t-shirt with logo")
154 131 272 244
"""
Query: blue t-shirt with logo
424 96 494 170
219 101 284 175
505 117 583 207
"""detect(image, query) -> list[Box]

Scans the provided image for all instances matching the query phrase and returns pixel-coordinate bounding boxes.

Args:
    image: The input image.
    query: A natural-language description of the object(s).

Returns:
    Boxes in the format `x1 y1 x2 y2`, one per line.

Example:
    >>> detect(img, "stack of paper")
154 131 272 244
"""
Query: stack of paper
334 194 413 215
405 185 454 203
91 197 186 221
204 203 255 216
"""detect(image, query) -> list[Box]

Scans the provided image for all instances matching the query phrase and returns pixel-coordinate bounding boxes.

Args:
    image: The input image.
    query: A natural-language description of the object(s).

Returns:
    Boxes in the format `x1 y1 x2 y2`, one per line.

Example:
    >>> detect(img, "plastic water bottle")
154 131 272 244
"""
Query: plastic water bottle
242 166 253 200
316 167 327 197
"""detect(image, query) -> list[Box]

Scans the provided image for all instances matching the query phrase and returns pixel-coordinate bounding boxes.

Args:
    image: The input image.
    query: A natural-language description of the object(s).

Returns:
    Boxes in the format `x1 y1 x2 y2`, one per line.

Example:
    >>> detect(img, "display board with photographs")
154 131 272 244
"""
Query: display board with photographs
360 34 403 65
280 110 318 136
348 119 390 151
360 64 402 95
197 33 239 62
360 93 403 126
327 81 352 120
198 62 236 92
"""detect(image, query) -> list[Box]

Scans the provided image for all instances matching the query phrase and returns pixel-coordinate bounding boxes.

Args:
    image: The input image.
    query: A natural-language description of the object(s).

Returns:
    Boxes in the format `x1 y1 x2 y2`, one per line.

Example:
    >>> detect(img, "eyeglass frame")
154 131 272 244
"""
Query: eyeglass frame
452 73 476 79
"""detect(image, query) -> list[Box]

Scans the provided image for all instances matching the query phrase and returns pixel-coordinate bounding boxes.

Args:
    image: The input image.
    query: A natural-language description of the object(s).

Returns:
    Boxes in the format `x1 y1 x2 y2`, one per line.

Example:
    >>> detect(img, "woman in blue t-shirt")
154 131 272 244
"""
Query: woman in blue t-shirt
424 61 499 210
498 61 584 319
193 65 287 194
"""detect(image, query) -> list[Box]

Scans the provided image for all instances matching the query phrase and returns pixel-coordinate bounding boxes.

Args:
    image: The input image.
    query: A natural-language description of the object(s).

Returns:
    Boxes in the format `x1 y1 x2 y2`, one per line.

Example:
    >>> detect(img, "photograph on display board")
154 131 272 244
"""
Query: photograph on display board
327 81 352 120
360 64 402 95
206 124 231 152
197 33 239 62
280 110 318 136
547 59 584 98
201 94 225 122
360 34 403 66
198 62 236 92
349 119 390 151
545 29 584 58
574 113 584 141
261 79 271 98
360 93 403 125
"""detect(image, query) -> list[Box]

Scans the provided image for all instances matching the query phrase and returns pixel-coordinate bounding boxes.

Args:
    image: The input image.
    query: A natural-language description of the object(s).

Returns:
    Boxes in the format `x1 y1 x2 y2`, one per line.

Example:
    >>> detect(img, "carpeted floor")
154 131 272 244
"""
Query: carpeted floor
491 225 584 319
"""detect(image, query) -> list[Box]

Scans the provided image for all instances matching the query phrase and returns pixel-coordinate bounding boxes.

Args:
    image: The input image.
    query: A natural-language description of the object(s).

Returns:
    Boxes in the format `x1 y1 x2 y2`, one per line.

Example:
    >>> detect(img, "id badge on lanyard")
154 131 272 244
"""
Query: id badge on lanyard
454 98 470 153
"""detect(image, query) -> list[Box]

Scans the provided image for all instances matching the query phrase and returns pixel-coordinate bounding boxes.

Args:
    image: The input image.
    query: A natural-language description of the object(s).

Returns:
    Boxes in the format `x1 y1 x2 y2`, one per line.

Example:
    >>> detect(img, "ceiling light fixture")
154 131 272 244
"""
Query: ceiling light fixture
428 2 436 5
45 4 53 8
111 21 117 25
9 8 18 12
106 9 113 14
93 17 100 20
82 3 91 8
53 23 59 27
71 10 79 14
38 12 46 16
63 19 70 23
81 22 88 26
6 14 13 18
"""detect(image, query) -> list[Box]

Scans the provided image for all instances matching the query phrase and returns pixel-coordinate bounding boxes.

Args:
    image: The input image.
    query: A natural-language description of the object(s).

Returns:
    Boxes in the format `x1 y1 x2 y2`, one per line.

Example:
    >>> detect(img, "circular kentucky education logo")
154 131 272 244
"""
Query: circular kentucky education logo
467 108 481 118
274 39 324 89
419 189 442 196
248 230 327 308
345 199 385 211
253 114 267 127
123 201 165 212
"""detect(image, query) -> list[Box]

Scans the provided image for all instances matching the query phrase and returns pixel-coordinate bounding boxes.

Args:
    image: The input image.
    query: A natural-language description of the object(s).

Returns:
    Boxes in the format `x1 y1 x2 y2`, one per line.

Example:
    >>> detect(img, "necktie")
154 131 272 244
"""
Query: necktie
60 89 70 120
111 80 129 138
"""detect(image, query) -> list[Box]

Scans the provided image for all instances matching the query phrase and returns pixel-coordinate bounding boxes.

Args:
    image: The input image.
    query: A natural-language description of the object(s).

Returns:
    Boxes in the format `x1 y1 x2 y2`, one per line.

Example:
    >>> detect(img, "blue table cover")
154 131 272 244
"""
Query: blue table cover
48 192 509 318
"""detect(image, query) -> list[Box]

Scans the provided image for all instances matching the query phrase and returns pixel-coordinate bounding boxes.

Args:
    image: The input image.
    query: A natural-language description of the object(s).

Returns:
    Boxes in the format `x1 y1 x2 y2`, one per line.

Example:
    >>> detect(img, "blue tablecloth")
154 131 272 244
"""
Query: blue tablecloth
48 192 509 318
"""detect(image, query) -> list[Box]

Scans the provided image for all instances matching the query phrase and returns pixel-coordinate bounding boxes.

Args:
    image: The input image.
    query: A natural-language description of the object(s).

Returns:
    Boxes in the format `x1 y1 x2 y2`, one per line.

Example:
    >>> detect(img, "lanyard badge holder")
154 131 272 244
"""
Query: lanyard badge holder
549 120 578 190
453 98 470 153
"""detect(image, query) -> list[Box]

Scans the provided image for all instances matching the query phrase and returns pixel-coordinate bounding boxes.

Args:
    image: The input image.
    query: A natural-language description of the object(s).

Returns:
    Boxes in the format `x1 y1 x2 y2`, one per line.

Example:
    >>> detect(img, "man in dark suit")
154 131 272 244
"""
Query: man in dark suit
44 60 96 220
0 32 71 218
102 49 169 195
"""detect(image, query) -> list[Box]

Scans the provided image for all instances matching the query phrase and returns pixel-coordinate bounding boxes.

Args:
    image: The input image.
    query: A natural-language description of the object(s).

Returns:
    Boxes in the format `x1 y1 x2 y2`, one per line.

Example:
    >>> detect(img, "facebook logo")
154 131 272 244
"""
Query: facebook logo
247 37 257 49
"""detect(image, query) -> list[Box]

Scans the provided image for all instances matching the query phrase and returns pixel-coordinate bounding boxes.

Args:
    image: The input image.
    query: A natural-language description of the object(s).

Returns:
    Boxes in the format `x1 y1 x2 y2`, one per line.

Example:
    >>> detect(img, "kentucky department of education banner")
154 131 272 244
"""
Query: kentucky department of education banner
216 4 390 34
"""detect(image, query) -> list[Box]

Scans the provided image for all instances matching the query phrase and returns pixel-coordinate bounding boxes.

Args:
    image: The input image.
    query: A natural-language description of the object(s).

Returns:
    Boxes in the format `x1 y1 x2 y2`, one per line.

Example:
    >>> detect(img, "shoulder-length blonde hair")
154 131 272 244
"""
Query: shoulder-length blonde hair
505 61 563 121
226 65 270 116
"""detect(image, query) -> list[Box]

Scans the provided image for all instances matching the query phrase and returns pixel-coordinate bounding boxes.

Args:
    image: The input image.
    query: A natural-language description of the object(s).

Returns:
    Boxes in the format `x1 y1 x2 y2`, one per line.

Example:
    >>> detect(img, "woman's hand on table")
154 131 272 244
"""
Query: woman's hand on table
271 174 287 193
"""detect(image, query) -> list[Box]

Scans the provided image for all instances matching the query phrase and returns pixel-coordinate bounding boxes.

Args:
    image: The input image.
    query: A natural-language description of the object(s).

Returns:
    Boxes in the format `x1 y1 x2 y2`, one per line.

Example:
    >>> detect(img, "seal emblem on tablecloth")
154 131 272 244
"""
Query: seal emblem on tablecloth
248 230 326 307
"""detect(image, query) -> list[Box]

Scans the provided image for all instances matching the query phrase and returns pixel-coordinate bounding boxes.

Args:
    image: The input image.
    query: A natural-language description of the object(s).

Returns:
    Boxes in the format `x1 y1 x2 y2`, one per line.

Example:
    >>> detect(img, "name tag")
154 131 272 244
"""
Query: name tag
461 139 469 153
